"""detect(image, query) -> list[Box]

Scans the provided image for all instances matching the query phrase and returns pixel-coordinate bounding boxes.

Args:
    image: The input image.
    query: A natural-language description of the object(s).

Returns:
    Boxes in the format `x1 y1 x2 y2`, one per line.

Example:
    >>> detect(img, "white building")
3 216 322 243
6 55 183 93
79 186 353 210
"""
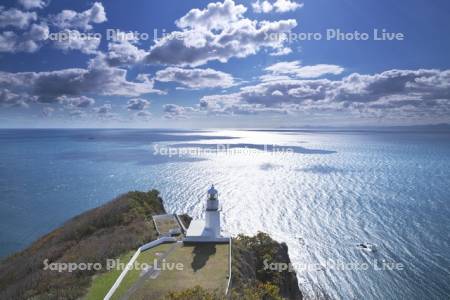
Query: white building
184 185 229 243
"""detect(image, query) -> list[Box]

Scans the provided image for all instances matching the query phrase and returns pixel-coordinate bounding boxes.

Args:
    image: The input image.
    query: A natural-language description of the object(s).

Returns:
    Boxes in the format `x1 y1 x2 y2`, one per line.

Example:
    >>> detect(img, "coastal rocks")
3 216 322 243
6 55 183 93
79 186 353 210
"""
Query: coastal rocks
231 232 303 300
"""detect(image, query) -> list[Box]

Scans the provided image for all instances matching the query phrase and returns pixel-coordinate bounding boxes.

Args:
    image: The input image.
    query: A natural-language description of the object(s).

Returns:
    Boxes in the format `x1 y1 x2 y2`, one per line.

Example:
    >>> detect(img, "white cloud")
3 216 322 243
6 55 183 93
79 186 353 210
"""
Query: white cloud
264 61 344 78
163 104 197 119
126 98 150 110
0 88 31 107
176 0 247 30
155 67 235 89
273 0 303 13
0 23 49 53
58 95 95 108
136 110 151 118
146 0 297 67
95 104 111 114
52 29 100 54
0 6 37 29
199 69 450 119
270 47 292 56
252 1 273 13
0 55 163 104
252 0 303 13
105 35 148 66
52 2 107 31
18 0 47 10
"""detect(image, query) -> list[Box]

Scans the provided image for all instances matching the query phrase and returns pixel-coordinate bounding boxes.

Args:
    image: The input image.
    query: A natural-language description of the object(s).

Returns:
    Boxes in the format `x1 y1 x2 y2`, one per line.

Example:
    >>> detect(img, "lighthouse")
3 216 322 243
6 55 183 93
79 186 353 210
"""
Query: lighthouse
205 185 220 237
184 185 229 243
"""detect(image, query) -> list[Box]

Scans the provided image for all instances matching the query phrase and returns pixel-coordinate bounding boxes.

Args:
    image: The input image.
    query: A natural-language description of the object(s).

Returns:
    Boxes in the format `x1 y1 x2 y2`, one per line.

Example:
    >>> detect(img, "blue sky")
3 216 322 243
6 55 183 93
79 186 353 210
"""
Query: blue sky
1 0 450 128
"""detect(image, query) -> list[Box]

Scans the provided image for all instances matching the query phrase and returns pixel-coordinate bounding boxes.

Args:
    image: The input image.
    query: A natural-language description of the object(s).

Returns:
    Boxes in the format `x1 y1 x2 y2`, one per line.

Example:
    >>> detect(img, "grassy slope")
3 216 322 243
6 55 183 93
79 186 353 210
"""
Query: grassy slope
0 190 165 300
107 243 173 300
133 243 229 299
84 250 135 300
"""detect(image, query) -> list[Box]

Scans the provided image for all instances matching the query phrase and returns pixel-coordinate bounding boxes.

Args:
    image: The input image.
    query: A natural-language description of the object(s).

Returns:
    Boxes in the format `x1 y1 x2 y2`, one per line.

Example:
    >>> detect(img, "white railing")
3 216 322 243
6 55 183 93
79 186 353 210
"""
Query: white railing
103 236 177 300
225 238 232 296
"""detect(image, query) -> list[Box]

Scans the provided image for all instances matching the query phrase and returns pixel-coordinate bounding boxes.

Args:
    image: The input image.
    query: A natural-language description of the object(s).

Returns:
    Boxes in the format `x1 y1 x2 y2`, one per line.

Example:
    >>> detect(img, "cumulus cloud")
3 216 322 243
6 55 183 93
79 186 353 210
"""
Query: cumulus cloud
176 0 247 30
200 91 290 115
52 29 100 54
52 2 106 31
136 110 151 118
58 95 95 108
264 61 344 79
0 22 49 53
18 0 47 10
273 0 303 12
0 6 37 29
163 104 197 119
104 35 148 66
0 55 163 105
95 103 111 114
252 1 273 13
145 0 297 67
199 69 450 118
270 47 292 56
155 67 234 89
0 89 31 107
126 98 150 110
252 0 303 13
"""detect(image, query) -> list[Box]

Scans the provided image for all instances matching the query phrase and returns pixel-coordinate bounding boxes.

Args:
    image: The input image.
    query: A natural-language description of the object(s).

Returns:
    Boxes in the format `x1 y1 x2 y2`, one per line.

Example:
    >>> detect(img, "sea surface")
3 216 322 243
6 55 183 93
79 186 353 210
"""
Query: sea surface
0 129 449 299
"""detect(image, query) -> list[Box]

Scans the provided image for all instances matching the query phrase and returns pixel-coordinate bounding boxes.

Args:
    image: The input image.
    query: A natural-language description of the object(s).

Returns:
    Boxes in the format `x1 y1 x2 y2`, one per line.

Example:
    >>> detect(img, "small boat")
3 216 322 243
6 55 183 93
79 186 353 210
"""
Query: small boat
357 243 377 252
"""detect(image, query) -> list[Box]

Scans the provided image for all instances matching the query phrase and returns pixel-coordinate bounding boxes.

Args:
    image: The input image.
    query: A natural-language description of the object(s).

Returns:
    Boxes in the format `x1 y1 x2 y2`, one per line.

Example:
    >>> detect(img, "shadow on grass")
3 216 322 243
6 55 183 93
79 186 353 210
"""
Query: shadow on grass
190 244 216 272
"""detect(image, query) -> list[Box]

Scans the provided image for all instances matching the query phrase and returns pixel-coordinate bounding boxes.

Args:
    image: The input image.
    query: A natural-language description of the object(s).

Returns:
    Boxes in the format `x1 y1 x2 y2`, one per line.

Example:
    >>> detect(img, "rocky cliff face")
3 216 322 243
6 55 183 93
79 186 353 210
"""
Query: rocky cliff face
232 232 303 300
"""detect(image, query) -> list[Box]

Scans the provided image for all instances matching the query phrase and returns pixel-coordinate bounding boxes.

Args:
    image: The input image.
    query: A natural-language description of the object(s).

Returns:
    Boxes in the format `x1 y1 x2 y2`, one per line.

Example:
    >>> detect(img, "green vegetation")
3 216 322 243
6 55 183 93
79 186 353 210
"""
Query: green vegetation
230 232 302 300
0 190 165 300
84 250 135 300
163 233 303 300
107 243 174 300
166 285 221 300
166 283 283 300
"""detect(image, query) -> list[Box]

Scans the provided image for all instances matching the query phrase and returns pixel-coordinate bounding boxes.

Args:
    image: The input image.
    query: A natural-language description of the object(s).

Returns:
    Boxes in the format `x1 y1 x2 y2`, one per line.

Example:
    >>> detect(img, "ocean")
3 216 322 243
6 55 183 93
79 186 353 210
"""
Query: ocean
0 129 449 299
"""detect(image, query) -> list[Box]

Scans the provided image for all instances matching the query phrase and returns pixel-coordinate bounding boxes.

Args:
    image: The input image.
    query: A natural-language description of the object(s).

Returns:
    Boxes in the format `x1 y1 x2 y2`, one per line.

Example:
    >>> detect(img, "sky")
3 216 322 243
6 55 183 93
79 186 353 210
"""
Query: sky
1 0 450 128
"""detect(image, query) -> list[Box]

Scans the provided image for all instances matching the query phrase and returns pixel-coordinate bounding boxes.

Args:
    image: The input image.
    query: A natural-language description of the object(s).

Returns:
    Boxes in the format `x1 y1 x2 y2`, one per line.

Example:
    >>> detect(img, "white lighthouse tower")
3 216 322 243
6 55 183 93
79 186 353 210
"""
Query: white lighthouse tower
205 185 220 237
184 185 229 243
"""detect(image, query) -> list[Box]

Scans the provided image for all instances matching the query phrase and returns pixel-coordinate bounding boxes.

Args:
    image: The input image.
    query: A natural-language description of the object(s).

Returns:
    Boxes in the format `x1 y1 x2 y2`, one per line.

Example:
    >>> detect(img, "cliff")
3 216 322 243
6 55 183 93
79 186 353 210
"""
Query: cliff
0 190 302 300
231 233 303 300
0 190 165 299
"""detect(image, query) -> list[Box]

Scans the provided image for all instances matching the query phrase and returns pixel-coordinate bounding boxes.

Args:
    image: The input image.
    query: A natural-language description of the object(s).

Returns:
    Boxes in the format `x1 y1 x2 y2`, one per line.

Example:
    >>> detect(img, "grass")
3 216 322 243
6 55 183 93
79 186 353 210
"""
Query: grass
109 243 174 300
129 243 229 299
84 250 134 300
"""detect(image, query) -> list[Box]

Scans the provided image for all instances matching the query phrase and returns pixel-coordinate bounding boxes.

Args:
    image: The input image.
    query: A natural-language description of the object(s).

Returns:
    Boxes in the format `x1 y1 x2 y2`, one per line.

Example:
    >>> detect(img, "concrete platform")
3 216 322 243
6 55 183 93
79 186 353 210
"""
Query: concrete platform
183 220 229 243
